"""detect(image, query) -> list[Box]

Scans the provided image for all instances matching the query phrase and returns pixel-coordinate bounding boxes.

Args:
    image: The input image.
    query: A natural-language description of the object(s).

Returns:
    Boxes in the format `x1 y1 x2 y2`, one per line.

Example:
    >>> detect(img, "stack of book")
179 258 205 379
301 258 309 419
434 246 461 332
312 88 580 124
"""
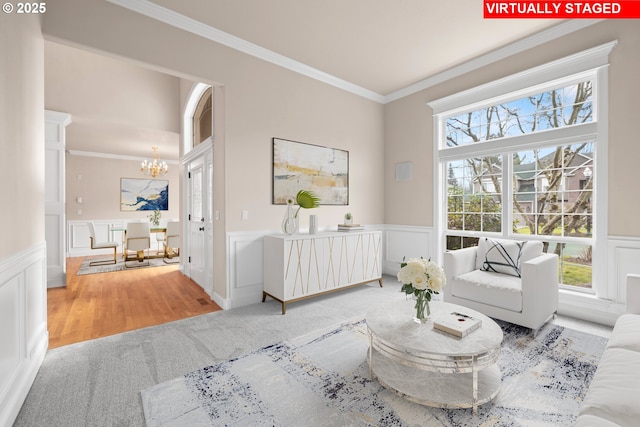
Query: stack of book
338 224 364 232
433 311 482 337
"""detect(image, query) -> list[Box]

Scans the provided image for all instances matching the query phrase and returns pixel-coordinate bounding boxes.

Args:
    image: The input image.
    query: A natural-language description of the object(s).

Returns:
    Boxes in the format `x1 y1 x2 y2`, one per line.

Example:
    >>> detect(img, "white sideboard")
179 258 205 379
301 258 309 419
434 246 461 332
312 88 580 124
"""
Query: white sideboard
263 230 383 314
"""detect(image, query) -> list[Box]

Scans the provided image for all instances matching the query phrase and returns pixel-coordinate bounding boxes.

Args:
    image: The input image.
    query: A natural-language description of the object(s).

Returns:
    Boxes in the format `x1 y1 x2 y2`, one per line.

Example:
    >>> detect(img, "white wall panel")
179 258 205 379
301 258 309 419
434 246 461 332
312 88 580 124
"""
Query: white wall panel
234 239 263 289
608 237 640 305
0 244 48 427
383 226 433 276
0 274 20 393
25 260 46 356
226 233 265 309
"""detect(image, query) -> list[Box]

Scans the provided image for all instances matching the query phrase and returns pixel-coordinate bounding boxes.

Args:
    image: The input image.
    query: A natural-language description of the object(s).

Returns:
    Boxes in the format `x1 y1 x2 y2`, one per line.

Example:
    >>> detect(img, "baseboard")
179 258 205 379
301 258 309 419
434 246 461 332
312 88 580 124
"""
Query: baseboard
210 289 228 310
558 289 623 327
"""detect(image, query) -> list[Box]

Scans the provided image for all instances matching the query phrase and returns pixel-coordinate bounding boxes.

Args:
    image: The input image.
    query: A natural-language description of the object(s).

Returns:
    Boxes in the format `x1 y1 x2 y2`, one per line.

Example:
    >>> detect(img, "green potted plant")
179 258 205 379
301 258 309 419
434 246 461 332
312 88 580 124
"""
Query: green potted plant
344 212 353 225
148 209 161 227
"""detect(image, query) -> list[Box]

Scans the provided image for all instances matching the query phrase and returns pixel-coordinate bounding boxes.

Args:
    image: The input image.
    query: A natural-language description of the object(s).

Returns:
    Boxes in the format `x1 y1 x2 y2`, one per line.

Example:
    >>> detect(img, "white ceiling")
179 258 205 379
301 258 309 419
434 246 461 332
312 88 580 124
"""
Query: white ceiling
146 0 562 96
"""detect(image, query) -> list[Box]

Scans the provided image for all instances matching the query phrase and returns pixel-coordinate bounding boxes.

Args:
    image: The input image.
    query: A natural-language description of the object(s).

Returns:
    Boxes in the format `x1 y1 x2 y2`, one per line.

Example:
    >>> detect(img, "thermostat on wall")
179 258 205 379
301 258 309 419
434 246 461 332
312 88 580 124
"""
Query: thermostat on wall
395 162 412 181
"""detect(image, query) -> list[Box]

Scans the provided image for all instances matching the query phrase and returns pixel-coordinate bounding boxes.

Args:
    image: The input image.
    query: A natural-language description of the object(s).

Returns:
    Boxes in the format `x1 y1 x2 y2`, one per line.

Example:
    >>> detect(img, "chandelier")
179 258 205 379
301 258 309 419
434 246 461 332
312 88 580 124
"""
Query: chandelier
141 146 168 178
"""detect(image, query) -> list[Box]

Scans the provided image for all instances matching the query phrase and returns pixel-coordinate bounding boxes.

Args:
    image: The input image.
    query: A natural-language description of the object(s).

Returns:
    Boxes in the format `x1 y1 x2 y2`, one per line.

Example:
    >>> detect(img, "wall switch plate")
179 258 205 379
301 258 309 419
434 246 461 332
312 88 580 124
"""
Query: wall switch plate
215 210 220 220
241 210 249 220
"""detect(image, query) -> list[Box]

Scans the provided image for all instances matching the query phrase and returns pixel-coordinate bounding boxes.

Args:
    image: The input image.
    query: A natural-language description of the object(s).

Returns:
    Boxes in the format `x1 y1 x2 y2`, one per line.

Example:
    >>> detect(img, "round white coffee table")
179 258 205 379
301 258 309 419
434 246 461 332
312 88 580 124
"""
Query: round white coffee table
366 300 503 414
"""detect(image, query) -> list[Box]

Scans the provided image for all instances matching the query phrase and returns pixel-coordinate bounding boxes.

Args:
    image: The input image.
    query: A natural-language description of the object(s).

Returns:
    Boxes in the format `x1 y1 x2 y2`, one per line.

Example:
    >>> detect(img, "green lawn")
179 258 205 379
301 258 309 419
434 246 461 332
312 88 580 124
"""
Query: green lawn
516 226 593 287
561 260 592 287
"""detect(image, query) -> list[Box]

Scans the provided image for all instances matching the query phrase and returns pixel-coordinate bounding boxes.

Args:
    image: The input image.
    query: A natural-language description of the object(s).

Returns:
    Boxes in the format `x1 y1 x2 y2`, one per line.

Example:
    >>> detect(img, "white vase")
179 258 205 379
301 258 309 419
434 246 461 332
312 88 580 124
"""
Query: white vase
282 204 298 235
309 215 318 234
412 291 431 324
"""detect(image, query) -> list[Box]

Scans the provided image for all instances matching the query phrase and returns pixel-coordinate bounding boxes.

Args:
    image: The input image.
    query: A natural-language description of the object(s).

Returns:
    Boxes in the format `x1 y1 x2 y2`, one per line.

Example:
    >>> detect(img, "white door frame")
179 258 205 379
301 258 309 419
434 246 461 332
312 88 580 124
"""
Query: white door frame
182 82 214 297
45 110 71 288
182 140 213 295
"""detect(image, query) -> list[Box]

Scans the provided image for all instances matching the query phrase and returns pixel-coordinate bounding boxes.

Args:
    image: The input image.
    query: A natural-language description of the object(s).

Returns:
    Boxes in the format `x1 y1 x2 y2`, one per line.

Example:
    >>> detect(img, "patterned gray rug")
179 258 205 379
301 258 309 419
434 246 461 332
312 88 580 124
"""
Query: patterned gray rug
76 256 179 275
141 317 606 426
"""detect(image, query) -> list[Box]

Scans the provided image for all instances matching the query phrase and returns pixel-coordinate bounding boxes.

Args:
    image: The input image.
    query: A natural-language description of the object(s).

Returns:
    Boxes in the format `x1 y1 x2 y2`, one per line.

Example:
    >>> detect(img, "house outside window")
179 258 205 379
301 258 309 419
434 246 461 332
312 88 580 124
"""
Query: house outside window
430 43 615 295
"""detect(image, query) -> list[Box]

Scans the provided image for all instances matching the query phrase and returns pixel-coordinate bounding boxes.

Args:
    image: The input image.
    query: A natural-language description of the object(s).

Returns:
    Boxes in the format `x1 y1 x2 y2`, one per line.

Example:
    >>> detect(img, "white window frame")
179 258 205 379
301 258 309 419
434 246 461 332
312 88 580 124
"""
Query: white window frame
429 41 617 300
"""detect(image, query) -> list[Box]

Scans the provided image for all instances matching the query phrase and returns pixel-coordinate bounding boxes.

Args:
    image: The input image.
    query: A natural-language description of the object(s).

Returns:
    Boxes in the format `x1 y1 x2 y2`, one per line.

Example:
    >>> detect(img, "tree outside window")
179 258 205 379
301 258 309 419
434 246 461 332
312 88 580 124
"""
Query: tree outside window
443 81 595 289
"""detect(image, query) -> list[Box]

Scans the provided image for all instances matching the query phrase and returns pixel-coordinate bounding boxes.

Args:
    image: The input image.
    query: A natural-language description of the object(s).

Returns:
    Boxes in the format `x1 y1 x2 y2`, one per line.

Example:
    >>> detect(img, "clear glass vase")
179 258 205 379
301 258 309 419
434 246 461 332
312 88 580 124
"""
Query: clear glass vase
282 203 298 235
413 291 431 323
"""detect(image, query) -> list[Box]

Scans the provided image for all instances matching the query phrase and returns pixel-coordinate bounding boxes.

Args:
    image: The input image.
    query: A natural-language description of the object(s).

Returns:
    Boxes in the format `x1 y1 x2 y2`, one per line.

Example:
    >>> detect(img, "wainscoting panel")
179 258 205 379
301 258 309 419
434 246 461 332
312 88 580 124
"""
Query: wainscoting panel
0 273 20 396
0 243 48 427
608 237 640 305
227 232 266 309
383 225 433 276
25 259 47 357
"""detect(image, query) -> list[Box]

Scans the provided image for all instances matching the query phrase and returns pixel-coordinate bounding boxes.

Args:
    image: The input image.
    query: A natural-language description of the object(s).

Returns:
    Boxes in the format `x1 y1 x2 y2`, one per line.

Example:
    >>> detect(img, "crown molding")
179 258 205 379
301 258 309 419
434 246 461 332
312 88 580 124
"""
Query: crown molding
105 0 386 103
105 0 601 105
67 149 180 164
428 40 617 114
45 110 72 126
385 19 603 104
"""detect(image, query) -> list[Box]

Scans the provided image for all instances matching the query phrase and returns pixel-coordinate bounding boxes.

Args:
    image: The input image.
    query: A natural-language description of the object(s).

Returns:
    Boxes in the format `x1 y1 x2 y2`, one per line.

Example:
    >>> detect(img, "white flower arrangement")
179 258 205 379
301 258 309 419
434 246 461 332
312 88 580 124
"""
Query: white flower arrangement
398 257 446 321
398 258 446 293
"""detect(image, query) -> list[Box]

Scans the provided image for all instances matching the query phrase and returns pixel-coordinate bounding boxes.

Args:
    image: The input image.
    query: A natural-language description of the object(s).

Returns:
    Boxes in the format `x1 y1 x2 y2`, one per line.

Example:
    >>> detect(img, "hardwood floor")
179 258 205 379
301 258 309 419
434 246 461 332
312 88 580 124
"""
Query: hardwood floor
47 256 221 349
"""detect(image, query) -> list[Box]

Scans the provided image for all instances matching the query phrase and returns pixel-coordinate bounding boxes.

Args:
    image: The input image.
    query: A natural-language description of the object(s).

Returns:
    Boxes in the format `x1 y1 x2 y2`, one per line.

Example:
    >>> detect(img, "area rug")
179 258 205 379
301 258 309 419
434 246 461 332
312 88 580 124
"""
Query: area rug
76 256 179 275
141 318 607 426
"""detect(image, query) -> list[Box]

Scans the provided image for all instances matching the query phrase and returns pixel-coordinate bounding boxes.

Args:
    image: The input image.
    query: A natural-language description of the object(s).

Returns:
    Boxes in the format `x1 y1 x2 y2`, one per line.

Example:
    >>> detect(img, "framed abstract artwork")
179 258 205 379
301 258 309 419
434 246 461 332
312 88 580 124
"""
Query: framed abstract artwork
272 137 349 205
120 178 169 211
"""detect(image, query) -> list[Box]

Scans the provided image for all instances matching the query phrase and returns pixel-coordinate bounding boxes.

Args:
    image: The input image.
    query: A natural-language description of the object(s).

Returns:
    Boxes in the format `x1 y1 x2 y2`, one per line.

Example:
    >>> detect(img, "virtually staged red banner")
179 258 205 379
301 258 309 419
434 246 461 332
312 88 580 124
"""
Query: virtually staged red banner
484 1 640 18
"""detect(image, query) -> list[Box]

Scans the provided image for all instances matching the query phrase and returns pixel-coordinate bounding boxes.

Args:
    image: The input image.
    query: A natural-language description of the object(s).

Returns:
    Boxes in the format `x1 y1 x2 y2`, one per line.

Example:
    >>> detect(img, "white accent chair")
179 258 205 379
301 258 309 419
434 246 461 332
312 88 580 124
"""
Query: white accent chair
443 238 559 334
124 222 151 267
87 222 118 266
163 221 180 264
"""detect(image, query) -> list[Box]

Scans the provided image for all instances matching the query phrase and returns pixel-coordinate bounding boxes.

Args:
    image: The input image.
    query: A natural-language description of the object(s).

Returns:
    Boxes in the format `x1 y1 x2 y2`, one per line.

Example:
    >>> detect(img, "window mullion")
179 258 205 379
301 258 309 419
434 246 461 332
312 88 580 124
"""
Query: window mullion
504 154 513 238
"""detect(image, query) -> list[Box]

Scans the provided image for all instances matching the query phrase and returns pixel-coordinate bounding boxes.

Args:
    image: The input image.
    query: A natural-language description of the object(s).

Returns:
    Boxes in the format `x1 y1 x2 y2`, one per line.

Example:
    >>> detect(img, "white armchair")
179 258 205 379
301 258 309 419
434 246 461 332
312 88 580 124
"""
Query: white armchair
443 238 559 334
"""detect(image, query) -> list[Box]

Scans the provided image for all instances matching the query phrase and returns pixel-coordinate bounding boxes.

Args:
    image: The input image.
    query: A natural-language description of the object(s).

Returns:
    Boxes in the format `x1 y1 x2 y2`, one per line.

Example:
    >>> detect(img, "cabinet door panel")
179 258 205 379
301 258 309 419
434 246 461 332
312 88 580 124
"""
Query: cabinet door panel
326 235 350 288
283 238 323 298
324 232 382 287
362 232 382 281
347 233 367 284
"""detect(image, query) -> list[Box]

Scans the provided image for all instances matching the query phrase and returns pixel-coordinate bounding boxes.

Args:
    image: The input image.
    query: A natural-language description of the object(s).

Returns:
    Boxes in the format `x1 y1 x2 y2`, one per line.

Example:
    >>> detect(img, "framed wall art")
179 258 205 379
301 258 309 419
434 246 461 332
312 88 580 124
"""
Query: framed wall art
272 137 349 205
120 178 169 211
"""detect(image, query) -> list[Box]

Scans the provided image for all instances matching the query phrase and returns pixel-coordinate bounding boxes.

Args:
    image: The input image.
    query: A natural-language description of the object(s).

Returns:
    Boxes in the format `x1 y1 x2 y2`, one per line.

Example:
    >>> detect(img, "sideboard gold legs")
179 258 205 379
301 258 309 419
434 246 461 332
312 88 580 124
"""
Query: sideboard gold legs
262 278 382 315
